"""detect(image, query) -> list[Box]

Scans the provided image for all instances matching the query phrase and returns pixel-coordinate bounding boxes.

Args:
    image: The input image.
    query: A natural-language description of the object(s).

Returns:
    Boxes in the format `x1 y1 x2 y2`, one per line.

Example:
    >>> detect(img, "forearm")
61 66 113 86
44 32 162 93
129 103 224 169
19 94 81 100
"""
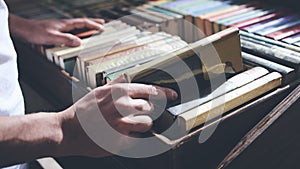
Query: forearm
0 112 62 167
0 106 110 167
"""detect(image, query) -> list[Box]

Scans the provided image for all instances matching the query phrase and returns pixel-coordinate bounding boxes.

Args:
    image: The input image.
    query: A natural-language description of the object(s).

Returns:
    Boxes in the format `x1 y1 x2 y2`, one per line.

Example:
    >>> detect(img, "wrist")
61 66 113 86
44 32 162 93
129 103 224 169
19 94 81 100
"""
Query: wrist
9 14 34 42
55 106 79 157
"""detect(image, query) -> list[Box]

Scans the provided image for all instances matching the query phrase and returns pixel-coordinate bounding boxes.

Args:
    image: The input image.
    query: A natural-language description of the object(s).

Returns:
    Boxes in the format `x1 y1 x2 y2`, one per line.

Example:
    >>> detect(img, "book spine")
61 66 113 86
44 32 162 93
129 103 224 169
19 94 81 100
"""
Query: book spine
213 7 255 32
282 33 300 44
266 24 300 41
179 72 282 131
167 67 270 116
242 52 296 85
255 19 300 36
240 30 300 52
240 38 300 69
231 12 280 29
243 15 298 33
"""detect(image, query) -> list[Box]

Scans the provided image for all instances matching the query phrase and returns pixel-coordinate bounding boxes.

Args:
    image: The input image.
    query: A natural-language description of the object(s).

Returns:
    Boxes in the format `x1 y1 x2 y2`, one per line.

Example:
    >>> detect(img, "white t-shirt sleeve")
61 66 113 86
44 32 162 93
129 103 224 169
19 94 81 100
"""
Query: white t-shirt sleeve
0 0 24 117
0 1 26 168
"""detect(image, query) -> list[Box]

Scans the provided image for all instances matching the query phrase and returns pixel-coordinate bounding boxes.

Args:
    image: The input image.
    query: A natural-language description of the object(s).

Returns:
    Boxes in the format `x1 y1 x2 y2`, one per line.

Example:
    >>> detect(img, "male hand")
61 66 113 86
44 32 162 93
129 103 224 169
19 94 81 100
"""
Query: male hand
9 14 104 46
57 74 178 157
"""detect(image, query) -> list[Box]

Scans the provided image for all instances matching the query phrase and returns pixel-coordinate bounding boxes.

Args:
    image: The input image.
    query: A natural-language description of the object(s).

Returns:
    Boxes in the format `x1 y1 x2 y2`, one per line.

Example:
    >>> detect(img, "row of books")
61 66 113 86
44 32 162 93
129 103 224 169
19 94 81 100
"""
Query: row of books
8 0 300 48
145 0 300 86
11 0 299 80
72 0 300 72
31 15 269 132
151 0 300 46
7 0 149 20
8 0 298 132
45 20 189 88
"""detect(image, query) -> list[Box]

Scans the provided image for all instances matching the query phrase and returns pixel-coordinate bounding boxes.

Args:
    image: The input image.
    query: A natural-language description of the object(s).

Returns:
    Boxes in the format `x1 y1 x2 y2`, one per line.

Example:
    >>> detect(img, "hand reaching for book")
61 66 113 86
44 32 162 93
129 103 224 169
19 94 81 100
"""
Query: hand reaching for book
56 74 178 157
9 14 104 46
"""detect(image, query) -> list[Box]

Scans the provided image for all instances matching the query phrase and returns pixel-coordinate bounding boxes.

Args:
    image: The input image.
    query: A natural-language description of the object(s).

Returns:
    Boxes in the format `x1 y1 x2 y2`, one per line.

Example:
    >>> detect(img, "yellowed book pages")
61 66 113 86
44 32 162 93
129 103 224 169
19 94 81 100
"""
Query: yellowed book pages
125 27 243 82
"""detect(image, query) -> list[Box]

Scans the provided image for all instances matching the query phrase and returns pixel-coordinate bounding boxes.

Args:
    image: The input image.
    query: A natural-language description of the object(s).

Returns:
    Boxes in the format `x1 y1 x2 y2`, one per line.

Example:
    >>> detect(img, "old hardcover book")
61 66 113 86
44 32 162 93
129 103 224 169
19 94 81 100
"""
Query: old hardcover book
124 27 243 84
163 72 282 133
241 52 297 85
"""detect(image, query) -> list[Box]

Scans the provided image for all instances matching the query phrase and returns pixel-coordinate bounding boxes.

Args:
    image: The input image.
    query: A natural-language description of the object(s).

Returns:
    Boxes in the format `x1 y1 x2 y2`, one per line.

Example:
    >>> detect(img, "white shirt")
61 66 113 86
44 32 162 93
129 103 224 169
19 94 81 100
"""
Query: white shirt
0 0 25 169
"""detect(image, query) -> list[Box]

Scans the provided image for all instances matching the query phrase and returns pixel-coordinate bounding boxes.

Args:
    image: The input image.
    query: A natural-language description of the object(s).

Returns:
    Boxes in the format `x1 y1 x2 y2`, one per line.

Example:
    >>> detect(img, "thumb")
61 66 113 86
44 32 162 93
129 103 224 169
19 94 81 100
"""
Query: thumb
51 32 82 46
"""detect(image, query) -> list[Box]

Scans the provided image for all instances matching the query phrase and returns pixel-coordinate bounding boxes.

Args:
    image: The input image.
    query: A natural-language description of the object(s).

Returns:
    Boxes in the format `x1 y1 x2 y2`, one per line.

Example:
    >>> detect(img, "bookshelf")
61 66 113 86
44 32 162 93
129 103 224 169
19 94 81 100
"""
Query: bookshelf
7 0 300 168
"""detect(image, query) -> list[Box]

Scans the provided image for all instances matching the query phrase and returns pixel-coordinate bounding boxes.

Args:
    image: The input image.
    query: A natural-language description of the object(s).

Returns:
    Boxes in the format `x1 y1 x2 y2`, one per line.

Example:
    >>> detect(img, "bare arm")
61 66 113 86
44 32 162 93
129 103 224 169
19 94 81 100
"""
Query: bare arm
0 112 63 167
0 75 177 167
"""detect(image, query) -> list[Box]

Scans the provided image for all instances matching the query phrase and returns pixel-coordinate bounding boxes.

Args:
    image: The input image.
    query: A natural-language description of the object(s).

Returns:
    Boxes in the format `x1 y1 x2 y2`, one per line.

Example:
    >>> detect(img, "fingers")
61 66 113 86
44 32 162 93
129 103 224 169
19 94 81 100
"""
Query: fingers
50 31 82 47
64 18 104 31
115 98 154 117
107 75 178 100
53 18 104 46
120 83 178 100
89 18 105 25
119 115 153 133
154 85 179 100
131 99 154 112
94 82 177 135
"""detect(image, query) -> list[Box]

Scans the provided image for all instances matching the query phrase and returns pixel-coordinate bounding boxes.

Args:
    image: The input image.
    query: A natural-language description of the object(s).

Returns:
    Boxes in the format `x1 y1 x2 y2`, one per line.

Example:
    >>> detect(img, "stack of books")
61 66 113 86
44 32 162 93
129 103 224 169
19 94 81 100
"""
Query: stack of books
45 20 189 88
140 0 300 86
7 0 297 131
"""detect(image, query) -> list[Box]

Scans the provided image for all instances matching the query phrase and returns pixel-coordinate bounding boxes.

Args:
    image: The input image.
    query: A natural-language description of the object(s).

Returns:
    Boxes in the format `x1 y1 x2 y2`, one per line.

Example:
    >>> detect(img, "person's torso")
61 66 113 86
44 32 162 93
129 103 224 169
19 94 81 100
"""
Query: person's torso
0 0 24 117
0 1 25 168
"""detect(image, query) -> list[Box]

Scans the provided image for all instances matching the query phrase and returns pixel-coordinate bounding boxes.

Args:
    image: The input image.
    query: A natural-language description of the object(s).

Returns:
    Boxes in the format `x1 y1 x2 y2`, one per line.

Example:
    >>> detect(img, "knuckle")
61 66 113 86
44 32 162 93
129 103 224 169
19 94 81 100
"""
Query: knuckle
83 18 89 23
61 19 69 25
112 84 128 95
133 104 144 111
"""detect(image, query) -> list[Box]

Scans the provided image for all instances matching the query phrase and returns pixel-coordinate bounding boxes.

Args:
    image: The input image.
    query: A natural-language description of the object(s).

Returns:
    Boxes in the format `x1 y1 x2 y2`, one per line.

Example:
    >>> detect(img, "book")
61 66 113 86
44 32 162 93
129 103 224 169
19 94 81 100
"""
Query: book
86 35 188 87
148 6 185 38
45 20 130 60
76 31 160 82
189 1 232 39
167 67 270 116
266 24 300 40
119 27 243 112
217 9 271 31
282 33 300 44
243 14 299 33
175 72 282 131
206 4 253 34
124 27 243 84
255 18 300 36
294 41 300 47
157 0 218 42
240 37 300 72
241 52 296 85
240 30 300 52
48 22 141 73
201 5 242 35
58 27 140 74
120 14 160 32
231 12 282 29
212 6 257 33
135 5 180 36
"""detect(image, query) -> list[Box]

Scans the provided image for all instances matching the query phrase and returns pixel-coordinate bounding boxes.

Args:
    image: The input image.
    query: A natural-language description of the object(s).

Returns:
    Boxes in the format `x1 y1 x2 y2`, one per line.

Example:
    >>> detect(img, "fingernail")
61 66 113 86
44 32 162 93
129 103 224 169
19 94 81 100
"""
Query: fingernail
150 86 158 95
72 39 81 46
143 104 152 112
171 90 178 100
98 24 104 31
